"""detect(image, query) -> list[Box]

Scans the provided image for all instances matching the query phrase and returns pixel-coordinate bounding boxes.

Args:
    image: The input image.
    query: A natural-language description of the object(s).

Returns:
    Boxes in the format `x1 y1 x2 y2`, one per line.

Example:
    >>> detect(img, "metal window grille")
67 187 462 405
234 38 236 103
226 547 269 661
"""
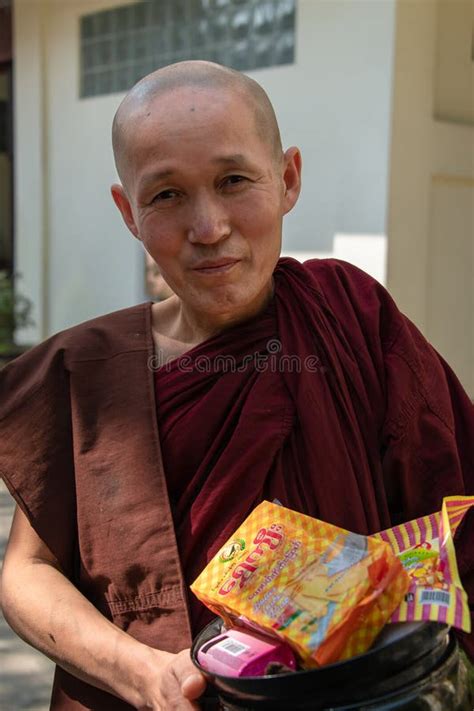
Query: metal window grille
80 0 296 98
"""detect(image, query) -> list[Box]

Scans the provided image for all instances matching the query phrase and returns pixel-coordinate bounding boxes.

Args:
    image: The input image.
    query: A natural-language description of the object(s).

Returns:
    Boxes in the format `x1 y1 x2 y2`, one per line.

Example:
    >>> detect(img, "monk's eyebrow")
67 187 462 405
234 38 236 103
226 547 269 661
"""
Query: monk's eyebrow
211 154 253 169
138 169 174 192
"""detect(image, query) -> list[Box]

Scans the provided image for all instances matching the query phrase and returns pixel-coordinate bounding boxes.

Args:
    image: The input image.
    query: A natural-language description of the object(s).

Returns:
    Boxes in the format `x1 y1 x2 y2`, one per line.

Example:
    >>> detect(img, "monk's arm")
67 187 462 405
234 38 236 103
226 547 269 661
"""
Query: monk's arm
1 505 205 710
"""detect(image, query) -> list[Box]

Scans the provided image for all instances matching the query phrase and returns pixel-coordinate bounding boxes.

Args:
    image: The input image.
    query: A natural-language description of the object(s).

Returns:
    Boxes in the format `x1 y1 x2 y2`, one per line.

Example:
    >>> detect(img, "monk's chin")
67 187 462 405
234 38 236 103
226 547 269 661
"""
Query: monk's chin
188 283 273 323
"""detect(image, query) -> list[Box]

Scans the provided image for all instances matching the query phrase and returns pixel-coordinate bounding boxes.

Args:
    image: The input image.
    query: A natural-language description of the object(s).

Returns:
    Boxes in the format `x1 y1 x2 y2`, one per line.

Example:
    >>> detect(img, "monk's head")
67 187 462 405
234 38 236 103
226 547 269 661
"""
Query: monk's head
111 60 302 331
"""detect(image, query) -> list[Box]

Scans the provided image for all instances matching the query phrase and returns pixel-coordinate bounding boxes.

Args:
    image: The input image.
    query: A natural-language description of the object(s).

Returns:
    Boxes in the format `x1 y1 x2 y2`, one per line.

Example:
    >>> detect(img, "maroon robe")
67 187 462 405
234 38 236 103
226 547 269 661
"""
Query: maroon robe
0 258 472 710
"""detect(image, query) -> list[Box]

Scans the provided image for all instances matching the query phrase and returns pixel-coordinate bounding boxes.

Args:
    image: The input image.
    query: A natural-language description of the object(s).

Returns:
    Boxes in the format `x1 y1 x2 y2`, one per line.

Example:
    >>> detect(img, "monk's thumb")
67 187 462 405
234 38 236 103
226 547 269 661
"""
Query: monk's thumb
181 672 206 700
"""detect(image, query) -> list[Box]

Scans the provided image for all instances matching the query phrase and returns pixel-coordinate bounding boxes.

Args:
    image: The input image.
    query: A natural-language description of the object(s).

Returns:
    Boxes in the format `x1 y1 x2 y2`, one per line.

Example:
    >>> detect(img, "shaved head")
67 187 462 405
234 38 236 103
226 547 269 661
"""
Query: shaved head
112 60 283 188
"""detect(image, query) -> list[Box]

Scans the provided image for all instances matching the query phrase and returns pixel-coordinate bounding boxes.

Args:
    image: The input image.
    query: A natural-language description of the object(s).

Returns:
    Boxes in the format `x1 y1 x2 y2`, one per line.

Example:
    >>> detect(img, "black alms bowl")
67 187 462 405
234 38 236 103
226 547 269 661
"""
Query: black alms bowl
192 618 454 709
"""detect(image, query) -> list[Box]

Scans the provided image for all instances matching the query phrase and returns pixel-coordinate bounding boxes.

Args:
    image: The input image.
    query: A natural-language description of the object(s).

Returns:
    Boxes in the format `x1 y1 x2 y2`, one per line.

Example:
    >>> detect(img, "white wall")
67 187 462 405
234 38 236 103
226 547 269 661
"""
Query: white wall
13 0 47 344
14 0 396 339
260 0 396 254
45 0 145 337
14 0 143 342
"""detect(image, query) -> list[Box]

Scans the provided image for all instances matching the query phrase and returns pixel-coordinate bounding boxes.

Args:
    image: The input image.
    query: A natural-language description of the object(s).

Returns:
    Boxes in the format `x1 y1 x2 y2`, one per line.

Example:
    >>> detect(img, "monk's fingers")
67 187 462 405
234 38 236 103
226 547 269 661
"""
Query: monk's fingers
139 648 206 710
172 648 206 699
181 671 207 700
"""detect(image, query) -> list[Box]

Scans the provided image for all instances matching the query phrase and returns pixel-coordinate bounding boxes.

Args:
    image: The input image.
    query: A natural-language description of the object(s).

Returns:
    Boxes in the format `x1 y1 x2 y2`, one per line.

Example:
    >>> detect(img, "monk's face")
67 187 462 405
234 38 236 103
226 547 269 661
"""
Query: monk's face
113 86 301 323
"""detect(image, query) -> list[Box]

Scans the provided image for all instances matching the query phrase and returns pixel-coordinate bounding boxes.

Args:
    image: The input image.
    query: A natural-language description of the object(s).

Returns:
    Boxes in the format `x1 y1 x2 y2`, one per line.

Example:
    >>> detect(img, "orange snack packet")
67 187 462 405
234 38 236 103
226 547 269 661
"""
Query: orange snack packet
373 496 472 633
191 501 409 667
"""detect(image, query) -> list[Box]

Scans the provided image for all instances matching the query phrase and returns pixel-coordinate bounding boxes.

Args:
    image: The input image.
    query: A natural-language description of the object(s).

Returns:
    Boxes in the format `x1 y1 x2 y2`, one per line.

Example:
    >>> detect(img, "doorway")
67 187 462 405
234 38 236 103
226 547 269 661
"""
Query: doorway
0 0 13 274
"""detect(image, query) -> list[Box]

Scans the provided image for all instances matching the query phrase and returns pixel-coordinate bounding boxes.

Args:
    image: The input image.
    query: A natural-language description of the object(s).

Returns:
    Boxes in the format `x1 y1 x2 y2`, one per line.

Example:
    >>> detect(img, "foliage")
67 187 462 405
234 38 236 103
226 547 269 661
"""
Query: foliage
0 271 34 352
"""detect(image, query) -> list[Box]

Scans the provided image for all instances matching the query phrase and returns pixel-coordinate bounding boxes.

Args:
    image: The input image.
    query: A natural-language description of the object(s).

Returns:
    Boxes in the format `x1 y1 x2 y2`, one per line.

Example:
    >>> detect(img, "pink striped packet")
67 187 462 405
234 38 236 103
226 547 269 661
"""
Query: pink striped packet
373 496 473 633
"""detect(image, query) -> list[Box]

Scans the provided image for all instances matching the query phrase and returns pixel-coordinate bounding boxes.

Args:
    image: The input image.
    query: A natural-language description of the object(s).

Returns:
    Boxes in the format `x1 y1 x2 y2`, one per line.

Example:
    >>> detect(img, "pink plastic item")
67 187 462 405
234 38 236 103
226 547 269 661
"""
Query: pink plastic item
197 626 297 678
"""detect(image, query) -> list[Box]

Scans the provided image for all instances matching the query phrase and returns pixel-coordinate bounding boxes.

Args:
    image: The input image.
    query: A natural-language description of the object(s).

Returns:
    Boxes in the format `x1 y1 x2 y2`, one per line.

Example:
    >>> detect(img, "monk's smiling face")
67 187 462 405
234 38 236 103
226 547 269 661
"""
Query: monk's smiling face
112 79 301 337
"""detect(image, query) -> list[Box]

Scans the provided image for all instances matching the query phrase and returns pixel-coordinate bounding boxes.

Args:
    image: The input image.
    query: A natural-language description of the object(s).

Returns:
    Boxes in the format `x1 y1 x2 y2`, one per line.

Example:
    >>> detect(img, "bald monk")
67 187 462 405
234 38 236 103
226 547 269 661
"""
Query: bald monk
1 61 473 711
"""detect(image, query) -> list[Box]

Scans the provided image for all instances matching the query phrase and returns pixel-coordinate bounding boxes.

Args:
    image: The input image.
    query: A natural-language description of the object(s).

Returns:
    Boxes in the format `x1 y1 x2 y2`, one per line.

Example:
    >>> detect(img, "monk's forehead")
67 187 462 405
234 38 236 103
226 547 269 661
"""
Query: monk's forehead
123 83 252 136
120 84 259 157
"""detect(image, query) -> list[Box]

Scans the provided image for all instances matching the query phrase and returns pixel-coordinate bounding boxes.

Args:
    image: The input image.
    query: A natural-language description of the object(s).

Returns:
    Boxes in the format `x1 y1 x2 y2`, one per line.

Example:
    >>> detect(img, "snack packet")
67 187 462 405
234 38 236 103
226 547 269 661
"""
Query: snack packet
373 496 473 633
191 501 409 667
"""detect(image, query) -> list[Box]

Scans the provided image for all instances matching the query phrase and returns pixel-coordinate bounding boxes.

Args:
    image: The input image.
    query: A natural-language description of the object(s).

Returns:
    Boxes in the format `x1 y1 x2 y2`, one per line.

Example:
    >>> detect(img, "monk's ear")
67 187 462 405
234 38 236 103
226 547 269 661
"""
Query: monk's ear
111 184 140 239
281 146 302 215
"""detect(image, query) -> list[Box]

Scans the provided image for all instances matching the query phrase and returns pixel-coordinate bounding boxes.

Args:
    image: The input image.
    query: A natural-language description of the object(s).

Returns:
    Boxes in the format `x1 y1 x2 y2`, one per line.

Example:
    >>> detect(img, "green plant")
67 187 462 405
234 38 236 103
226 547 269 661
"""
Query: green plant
0 271 34 352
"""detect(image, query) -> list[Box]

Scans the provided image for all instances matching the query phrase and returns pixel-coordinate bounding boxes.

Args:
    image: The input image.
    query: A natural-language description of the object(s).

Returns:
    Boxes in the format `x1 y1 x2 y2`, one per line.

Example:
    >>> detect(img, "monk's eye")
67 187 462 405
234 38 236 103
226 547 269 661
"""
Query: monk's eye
222 175 247 188
152 189 179 203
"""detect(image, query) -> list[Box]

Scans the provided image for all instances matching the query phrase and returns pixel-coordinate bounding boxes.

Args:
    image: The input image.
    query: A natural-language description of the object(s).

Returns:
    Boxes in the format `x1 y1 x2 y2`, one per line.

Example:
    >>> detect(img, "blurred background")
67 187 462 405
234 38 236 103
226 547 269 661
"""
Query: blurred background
0 0 473 708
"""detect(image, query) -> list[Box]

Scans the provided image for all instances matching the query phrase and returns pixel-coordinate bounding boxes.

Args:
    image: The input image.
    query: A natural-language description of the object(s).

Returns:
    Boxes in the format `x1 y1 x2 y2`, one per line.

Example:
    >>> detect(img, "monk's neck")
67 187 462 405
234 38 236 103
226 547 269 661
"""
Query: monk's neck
152 284 274 347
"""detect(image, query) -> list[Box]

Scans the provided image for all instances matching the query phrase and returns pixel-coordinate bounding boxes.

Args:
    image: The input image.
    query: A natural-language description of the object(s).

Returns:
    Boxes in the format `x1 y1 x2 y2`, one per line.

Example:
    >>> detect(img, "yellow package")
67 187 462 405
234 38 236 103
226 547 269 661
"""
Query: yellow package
373 496 472 633
191 501 409 667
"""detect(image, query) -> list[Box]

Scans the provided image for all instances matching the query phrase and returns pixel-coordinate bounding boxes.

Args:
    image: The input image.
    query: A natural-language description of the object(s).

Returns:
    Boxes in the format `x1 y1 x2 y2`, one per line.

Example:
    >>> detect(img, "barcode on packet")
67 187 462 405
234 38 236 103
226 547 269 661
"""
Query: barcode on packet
215 638 250 657
420 590 451 606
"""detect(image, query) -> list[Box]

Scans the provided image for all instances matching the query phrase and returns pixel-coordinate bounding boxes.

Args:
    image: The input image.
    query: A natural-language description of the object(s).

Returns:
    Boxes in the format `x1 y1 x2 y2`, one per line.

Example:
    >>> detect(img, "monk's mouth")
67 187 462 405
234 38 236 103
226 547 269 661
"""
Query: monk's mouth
192 260 240 274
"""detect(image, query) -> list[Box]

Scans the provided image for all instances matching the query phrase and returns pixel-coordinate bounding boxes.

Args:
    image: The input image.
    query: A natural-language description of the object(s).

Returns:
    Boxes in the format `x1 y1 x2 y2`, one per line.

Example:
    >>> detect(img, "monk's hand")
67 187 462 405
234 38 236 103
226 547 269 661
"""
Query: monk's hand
138 648 206 710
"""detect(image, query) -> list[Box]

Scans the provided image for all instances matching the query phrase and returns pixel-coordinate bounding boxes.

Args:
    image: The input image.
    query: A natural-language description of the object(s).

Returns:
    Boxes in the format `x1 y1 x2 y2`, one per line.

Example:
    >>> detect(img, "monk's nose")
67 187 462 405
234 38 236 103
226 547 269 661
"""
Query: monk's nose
187 195 231 244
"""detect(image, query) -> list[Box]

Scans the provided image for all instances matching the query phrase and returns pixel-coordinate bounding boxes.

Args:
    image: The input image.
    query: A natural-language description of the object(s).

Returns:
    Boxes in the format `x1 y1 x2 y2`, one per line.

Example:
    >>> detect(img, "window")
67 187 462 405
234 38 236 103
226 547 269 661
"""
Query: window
80 0 296 98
